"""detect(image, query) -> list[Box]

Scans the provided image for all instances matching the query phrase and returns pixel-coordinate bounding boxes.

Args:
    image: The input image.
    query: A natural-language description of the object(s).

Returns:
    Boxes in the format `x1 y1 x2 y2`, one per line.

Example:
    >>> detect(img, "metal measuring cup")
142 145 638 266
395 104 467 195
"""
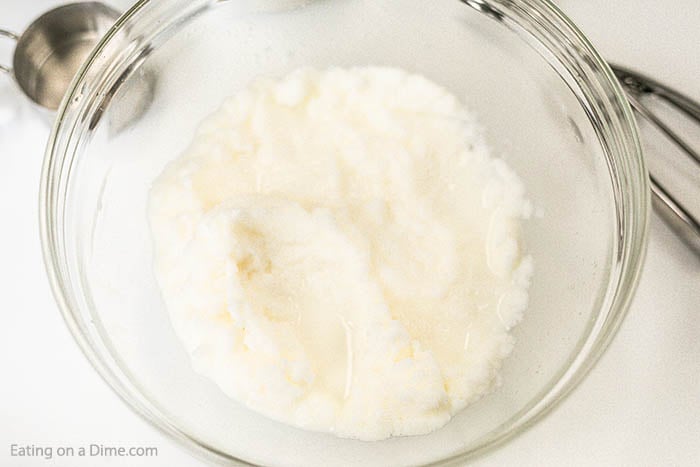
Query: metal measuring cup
1 2 155 133
1 2 120 114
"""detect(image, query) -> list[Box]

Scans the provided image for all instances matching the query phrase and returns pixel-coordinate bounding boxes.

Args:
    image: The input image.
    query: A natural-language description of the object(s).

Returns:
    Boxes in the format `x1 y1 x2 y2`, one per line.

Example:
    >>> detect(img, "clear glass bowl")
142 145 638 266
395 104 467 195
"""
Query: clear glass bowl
40 0 649 465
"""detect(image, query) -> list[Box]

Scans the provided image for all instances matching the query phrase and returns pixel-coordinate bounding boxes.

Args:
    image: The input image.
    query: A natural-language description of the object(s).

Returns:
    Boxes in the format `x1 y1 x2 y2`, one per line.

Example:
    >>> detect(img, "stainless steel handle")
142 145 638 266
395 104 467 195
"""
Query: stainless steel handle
650 176 700 254
612 64 700 256
0 29 18 74
613 64 700 123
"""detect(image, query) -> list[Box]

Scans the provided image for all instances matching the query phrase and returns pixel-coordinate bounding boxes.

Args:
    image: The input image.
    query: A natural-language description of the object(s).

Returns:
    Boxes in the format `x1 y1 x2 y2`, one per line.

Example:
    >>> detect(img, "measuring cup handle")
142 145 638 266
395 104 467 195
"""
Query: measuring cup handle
0 29 19 74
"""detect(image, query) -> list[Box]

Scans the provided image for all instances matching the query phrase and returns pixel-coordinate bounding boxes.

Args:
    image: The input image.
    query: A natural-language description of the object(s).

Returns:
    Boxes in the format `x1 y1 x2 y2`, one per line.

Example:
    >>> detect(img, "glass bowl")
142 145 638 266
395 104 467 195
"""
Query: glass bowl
39 0 649 465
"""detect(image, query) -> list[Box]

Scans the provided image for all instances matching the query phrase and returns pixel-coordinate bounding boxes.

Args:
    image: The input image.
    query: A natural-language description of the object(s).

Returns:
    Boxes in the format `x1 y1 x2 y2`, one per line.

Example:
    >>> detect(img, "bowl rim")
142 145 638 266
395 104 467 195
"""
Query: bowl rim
39 0 649 465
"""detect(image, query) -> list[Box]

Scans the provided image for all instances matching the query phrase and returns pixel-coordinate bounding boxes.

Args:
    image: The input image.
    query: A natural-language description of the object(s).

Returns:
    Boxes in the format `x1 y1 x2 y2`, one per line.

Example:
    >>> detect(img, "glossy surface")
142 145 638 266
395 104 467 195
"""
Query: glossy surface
4 1 698 466
10 2 119 110
612 65 700 255
39 0 648 465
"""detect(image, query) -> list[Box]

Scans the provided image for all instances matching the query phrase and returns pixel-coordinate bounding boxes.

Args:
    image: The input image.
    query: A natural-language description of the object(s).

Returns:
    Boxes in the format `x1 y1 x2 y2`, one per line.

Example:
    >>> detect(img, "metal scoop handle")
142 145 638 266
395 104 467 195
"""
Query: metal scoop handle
612 65 700 256
0 29 18 74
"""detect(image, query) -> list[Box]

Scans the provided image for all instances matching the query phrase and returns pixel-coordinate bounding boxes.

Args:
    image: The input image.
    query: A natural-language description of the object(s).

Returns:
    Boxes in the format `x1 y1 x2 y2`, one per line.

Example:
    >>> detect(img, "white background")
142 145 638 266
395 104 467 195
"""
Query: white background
0 1 698 466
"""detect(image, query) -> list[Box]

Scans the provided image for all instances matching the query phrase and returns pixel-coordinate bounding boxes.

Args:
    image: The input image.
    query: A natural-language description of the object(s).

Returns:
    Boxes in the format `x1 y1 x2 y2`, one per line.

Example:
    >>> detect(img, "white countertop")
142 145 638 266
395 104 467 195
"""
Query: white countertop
1 1 698 466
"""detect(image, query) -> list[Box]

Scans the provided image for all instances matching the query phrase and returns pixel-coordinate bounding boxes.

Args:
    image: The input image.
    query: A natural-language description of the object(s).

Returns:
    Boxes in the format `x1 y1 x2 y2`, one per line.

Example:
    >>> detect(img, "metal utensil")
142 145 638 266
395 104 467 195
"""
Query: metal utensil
1 2 120 111
612 65 700 255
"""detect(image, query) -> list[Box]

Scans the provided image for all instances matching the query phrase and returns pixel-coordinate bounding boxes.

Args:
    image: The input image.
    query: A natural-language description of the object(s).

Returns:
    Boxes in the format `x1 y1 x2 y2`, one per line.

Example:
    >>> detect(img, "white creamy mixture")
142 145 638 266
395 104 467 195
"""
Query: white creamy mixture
149 67 533 441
